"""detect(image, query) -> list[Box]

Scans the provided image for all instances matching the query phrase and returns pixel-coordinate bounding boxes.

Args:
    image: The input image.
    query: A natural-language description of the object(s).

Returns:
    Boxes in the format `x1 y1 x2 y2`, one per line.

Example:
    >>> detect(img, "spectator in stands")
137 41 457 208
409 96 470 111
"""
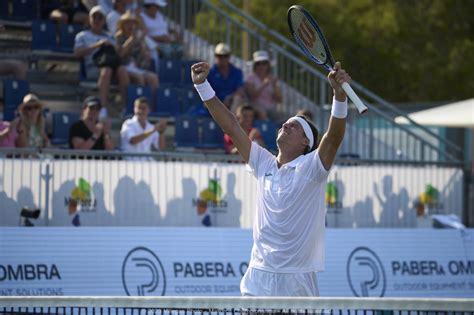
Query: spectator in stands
15 94 50 148
224 104 264 154
140 0 183 59
0 119 18 148
74 5 130 117
245 50 282 120
49 0 89 27
69 96 114 150
115 11 159 95
121 96 167 156
207 43 245 110
0 25 28 80
107 0 135 34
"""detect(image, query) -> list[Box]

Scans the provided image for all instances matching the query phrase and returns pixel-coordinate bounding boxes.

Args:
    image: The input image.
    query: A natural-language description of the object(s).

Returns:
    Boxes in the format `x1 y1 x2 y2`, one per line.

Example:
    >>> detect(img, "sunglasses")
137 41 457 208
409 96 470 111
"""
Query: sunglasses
215 54 230 59
92 14 104 20
24 106 40 112
87 105 101 111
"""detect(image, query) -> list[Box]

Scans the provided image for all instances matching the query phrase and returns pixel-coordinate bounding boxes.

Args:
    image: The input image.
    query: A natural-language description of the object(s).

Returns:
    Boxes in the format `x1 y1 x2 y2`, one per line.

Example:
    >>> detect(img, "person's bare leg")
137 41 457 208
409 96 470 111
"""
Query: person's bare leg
98 67 112 107
116 66 130 108
0 60 27 80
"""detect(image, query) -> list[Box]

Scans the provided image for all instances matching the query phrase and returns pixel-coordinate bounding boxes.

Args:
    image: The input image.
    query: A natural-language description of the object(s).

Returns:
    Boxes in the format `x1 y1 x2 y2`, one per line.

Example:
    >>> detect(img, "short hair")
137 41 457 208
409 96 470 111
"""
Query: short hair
235 104 254 116
134 96 149 108
296 109 314 122
295 114 319 154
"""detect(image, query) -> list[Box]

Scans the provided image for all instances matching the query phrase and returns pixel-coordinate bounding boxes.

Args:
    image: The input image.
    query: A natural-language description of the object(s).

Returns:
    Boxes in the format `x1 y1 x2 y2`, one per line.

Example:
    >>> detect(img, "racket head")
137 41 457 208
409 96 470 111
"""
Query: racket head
288 5 335 71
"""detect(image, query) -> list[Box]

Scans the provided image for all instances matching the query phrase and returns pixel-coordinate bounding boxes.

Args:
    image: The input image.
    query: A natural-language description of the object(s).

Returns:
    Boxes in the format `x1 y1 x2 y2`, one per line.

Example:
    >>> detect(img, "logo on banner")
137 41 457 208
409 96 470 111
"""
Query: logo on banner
193 179 228 227
346 247 386 297
325 181 342 208
65 178 97 226
414 184 443 217
122 247 166 296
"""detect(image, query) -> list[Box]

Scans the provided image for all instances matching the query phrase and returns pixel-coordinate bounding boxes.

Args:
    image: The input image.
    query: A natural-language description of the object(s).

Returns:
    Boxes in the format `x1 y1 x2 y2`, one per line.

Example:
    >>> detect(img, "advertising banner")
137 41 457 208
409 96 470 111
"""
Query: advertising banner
1 228 473 297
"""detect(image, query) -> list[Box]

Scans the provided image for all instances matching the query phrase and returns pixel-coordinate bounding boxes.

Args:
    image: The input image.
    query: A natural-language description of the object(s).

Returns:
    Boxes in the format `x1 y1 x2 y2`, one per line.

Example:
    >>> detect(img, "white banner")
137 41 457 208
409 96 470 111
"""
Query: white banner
0 228 473 297
0 159 463 228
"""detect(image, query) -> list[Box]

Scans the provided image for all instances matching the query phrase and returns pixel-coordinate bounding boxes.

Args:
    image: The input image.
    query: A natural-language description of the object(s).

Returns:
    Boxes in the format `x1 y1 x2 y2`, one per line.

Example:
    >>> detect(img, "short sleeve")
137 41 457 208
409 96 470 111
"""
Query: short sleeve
74 31 86 50
304 150 330 183
120 121 135 145
246 142 275 179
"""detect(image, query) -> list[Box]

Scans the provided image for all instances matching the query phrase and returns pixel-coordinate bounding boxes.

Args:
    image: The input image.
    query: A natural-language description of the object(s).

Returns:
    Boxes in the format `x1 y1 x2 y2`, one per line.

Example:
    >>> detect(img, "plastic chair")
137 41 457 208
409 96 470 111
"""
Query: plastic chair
153 86 180 117
174 115 199 148
51 112 80 145
159 59 182 85
12 0 39 21
31 20 57 51
57 24 82 53
3 79 30 121
254 119 278 152
198 117 224 149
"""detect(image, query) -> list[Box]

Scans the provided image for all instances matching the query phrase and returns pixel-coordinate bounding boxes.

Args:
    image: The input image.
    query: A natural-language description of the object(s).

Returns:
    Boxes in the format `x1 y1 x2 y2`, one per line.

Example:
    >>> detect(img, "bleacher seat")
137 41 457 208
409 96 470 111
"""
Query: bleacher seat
254 119 278 152
12 0 40 21
57 24 82 53
3 79 30 121
126 85 152 115
175 115 199 148
153 86 180 117
180 87 202 114
159 59 182 85
181 60 198 85
51 112 80 145
32 20 57 51
0 1 10 19
198 117 224 149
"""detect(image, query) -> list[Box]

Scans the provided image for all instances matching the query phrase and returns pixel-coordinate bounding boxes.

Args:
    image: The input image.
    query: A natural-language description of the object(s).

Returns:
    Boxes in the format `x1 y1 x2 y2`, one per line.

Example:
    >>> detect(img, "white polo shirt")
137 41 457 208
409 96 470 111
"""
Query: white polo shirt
246 142 329 273
120 116 160 155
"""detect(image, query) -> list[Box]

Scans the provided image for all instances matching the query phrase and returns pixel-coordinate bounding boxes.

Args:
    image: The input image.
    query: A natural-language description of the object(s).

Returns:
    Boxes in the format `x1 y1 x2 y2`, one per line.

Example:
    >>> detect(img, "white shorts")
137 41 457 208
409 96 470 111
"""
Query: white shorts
240 267 319 296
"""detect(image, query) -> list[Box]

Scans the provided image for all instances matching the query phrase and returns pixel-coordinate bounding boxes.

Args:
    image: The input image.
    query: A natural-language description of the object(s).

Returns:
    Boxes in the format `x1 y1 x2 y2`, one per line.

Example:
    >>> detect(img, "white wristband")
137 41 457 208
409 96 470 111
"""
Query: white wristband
331 97 348 119
194 80 216 102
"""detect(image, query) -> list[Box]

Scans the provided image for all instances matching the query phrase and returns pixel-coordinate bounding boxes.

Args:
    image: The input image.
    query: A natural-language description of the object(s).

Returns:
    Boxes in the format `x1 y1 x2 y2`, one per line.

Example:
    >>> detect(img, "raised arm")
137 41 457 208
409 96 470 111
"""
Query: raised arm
318 62 350 170
192 62 252 162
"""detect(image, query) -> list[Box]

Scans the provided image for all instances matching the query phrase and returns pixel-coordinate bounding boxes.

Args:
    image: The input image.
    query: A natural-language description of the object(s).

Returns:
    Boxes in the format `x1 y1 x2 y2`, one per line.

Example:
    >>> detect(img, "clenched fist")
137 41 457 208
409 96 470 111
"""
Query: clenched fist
191 62 210 85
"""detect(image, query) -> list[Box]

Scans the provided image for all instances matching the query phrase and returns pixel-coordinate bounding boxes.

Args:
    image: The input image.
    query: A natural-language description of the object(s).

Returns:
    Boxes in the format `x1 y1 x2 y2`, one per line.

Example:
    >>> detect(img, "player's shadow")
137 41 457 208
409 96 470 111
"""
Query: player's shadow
163 177 200 226
352 196 375 227
374 175 403 227
113 176 162 226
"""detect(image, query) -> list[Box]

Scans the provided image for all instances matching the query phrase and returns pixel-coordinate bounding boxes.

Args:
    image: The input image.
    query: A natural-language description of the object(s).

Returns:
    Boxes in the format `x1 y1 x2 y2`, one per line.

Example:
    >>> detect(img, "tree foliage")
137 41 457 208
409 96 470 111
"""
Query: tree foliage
226 0 474 103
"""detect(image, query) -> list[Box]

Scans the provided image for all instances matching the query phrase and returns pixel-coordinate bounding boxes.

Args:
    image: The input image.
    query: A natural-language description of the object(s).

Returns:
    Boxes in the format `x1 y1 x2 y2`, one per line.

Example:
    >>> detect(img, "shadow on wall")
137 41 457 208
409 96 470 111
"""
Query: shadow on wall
114 176 162 226
0 175 22 226
220 172 242 227
163 177 200 226
374 175 413 227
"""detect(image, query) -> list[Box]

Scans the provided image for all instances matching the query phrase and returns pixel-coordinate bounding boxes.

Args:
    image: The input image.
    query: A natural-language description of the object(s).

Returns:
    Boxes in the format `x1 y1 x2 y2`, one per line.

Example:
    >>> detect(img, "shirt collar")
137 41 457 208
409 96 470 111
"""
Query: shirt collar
277 153 306 169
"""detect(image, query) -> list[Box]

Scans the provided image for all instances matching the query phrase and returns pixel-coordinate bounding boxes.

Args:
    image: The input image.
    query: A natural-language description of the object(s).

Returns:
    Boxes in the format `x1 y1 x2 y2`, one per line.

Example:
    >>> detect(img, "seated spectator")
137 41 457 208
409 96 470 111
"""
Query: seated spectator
116 11 159 95
69 96 114 150
207 43 245 110
107 0 135 35
16 94 50 148
224 105 264 154
49 0 89 27
140 0 183 59
244 50 282 120
120 97 167 157
0 119 18 148
74 5 130 117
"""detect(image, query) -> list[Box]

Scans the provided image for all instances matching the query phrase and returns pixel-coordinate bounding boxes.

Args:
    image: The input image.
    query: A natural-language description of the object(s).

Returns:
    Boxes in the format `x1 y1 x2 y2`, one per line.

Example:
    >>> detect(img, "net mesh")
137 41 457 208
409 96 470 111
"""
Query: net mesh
289 8 327 64
1 297 473 315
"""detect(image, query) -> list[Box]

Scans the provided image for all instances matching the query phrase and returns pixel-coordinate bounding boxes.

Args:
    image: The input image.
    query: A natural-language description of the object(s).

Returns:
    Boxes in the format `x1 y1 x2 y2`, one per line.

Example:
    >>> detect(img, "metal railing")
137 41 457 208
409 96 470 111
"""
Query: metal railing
162 0 463 163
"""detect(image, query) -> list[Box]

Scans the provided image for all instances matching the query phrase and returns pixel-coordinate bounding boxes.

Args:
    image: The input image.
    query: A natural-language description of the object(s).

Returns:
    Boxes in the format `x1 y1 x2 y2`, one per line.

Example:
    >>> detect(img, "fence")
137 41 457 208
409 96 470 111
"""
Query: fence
0 148 464 228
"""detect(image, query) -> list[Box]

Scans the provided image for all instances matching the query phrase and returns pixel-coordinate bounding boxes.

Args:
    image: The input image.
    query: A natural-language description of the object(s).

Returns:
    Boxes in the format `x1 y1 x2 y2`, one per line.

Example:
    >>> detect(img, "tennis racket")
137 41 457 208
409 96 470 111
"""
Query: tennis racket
288 5 368 114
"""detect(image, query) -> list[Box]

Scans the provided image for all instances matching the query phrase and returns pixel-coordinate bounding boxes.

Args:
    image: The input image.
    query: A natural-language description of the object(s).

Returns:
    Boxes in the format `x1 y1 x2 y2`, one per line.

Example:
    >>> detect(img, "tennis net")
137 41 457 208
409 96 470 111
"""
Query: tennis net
0 296 473 315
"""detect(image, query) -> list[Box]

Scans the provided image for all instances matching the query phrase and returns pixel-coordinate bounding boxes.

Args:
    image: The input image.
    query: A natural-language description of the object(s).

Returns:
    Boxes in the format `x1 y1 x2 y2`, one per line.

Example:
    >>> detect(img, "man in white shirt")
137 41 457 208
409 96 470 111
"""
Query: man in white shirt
121 97 167 157
191 61 350 296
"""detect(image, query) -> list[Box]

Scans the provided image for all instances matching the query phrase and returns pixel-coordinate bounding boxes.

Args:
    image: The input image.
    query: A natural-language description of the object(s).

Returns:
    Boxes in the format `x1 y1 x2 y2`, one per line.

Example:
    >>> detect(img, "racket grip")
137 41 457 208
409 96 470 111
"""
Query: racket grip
341 82 368 114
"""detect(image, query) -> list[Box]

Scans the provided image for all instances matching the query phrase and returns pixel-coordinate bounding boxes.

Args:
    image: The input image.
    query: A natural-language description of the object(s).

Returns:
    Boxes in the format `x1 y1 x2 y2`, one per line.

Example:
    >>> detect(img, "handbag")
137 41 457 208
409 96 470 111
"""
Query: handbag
92 44 122 69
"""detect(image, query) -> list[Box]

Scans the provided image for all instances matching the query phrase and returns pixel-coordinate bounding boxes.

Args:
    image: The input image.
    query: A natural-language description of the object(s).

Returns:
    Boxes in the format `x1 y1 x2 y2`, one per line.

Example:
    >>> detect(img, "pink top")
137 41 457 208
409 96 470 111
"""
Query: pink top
246 73 277 110
0 121 18 148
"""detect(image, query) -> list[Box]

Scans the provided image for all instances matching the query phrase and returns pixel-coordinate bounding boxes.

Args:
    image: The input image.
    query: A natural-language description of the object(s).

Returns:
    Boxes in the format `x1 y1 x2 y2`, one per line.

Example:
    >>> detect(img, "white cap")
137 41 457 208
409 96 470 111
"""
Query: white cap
89 5 106 17
253 50 270 63
144 0 167 7
214 43 231 55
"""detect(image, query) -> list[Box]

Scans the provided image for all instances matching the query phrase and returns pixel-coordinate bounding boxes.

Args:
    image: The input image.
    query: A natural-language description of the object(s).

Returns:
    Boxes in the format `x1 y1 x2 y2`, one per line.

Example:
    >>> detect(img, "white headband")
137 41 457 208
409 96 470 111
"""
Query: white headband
288 116 314 150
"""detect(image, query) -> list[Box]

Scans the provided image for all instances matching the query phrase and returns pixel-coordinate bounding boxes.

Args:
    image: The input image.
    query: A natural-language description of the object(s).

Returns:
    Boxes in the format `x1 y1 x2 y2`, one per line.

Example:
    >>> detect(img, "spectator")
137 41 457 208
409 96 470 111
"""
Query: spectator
0 119 18 148
224 104 264 154
69 96 114 150
74 5 130 117
116 11 159 95
120 97 167 156
49 0 89 27
207 43 245 110
245 50 282 120
140 0 183 59
16 94 50 148
107 0 135 35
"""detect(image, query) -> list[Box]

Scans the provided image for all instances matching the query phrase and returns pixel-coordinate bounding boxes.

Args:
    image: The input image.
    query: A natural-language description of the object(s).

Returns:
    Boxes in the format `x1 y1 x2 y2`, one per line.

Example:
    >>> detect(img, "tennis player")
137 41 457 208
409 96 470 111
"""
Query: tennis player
192 61 349 296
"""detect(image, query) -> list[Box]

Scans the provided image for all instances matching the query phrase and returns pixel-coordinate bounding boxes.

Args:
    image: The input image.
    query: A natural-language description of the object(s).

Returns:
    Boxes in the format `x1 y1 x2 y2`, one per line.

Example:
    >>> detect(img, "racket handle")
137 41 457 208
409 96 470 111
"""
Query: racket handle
341 82 368 114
